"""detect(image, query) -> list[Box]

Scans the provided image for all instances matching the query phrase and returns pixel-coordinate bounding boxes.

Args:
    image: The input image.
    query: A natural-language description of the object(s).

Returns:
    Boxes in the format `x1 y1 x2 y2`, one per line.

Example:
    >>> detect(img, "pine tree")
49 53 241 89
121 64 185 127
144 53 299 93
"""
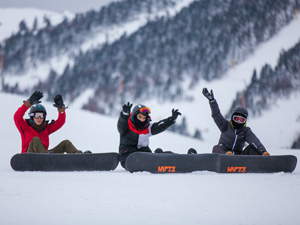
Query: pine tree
32 17 38 32
19 20 28 33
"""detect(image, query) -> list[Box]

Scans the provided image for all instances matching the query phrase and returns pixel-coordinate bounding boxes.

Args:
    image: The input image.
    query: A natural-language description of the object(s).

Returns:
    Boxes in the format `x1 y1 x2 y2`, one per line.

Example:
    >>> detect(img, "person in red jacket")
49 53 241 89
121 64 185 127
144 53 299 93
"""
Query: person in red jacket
14 91 88 154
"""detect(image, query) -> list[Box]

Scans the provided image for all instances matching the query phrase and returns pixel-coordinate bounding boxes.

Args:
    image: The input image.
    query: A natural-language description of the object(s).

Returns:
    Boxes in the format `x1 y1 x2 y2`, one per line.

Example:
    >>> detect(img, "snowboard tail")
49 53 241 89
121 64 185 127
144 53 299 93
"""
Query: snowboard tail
217 154 297 173
11 153 119 171
125 152 297 173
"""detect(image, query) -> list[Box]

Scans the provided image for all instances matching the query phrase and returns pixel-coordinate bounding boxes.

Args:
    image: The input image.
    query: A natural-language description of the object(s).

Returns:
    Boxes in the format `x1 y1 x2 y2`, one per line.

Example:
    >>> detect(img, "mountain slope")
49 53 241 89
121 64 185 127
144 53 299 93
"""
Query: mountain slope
228 40 300 117
1 0 298 101
48 0 299 112
1 0 300 146
0 7 73 42
0 0 193 75
1 92 300 225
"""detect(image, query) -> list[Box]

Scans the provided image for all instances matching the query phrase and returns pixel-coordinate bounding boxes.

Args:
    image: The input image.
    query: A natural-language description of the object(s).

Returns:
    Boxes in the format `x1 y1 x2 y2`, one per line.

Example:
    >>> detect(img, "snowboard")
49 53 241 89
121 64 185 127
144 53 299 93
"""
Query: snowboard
11 152 119 171
125 152 297 173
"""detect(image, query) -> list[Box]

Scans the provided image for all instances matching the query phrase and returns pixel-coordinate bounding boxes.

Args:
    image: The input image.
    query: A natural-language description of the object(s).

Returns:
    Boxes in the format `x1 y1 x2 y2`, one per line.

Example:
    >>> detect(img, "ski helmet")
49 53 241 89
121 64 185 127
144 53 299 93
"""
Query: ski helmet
131 104 151 126
232 107 248 118
131 104 151 116
231 106 248 129
28 104 47 122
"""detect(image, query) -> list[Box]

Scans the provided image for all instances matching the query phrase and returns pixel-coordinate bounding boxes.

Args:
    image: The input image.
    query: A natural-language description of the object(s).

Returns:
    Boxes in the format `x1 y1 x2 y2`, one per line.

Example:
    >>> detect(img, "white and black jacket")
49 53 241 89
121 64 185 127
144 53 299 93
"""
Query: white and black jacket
117 112 175 155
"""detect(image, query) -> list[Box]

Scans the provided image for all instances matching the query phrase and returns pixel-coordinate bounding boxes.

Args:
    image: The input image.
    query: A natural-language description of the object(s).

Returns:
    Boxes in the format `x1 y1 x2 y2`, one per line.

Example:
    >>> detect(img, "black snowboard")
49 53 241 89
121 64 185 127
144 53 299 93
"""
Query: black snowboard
125 152 297 173
217 154 297 173
11 152 119 171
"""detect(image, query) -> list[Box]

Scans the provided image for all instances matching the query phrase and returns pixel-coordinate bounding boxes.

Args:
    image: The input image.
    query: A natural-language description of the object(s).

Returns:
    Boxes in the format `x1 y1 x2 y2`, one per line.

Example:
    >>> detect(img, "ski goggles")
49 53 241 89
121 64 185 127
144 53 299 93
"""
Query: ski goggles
139 107 151 114
29 112 45 119
233 115 247 124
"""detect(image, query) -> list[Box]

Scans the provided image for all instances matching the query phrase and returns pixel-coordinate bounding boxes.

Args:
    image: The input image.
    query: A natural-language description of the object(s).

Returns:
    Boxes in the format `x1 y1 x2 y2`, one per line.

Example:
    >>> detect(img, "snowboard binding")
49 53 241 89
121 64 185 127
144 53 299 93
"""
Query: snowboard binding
187 148 197 154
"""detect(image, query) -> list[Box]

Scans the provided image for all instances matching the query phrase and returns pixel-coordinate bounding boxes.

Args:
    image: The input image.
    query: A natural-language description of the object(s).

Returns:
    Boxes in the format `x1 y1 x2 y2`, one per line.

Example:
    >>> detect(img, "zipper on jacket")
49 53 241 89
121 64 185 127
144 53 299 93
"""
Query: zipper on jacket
231 129 237 154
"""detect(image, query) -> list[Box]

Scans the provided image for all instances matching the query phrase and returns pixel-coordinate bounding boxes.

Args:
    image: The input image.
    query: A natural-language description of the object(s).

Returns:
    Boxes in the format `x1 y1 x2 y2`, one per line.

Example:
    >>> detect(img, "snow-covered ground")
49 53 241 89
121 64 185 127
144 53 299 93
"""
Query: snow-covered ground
0 93 299 225
1 4 300 225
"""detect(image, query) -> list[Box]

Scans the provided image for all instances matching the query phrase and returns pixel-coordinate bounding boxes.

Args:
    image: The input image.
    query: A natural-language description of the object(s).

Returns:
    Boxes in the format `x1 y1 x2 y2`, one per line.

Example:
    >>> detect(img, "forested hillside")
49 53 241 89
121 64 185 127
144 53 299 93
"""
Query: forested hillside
229 40 300 117
1 0 300 143
1 0 298 113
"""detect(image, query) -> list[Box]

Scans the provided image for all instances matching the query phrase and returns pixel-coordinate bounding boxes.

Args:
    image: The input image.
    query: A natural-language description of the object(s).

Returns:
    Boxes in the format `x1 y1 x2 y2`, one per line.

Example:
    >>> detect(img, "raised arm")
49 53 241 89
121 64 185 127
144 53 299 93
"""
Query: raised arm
202 88 228 132
117 102 132 135
151 109 181 135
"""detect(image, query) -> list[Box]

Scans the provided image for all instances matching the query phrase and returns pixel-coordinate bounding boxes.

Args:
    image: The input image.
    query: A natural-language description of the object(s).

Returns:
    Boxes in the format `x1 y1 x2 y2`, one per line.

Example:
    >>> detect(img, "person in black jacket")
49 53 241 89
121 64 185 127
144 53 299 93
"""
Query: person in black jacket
202 88 270 156
117 102 181 168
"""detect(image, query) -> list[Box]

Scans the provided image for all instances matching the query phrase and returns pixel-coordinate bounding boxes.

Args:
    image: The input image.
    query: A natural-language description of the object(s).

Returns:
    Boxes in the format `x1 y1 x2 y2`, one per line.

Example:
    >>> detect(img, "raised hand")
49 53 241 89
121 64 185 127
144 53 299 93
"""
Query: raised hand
53 95 65 109
171 109 181 122
122 102 132 115
202 88 215 101
28 91 43 105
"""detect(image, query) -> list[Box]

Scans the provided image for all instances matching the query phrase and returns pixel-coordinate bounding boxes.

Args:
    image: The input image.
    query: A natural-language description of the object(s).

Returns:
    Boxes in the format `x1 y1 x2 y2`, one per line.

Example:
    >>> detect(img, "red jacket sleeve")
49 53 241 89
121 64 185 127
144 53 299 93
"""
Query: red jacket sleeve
14 104 30 135
47 111 66 134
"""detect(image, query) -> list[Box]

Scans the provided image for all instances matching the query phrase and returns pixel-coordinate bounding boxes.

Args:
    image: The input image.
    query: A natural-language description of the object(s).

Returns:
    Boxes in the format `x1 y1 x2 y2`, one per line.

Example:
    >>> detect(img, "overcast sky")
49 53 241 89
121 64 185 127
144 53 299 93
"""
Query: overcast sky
0 0 122 13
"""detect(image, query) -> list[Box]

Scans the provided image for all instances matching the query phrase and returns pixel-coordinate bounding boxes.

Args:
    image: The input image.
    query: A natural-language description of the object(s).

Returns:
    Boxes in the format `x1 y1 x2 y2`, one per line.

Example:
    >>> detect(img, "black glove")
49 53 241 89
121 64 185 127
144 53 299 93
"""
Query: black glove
53 95 65 109
122 102 132 116
28 91 43 105
171 109 181 122
202 88 215 101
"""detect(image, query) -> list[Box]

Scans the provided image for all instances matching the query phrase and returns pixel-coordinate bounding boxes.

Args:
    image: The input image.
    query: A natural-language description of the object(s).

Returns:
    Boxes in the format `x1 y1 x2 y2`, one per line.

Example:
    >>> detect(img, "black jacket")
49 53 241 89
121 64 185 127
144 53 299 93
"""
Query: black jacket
210 100 266 153
117 112 174 154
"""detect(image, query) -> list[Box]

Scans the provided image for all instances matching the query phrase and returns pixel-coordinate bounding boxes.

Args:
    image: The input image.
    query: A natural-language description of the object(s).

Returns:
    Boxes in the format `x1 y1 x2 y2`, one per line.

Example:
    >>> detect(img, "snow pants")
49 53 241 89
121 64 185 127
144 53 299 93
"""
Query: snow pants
27 137 83 153
212 144 261 155
119 146 152 168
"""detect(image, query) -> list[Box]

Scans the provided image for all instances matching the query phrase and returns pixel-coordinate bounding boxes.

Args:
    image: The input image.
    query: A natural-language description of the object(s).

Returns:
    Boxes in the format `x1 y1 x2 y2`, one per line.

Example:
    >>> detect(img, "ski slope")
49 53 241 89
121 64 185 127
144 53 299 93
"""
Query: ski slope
141 13 300 148
1 4 300 225
0 93 299 225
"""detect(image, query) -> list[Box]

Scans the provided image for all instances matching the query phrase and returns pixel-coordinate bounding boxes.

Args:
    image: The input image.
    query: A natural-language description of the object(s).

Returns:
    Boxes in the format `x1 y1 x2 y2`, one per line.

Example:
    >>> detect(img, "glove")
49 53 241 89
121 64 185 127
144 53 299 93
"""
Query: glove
202 88 215 101
53 95 65 109
28 91 43 105
171 109 181 122
122 102 132 116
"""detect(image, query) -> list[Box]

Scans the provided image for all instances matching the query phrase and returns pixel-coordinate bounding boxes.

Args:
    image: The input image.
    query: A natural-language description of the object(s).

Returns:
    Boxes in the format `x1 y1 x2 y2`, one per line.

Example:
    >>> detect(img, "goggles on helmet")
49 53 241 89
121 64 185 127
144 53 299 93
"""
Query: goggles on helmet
29 112 45 119
139 107 151 114
233 115 247 124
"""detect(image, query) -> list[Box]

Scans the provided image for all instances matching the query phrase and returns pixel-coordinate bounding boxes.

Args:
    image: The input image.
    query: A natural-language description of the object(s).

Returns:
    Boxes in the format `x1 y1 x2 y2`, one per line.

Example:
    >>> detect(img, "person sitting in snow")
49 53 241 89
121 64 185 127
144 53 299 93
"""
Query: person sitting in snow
202 88 270 156
14 91 90 154
117 102 181 168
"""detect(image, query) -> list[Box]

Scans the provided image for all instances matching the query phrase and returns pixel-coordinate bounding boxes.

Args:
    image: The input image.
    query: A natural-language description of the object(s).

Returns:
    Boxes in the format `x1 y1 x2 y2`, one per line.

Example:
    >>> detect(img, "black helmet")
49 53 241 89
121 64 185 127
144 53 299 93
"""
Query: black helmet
231 106 248 129
232 107 248 118
131 104 152 128
131 104 151 116
28 104 47 122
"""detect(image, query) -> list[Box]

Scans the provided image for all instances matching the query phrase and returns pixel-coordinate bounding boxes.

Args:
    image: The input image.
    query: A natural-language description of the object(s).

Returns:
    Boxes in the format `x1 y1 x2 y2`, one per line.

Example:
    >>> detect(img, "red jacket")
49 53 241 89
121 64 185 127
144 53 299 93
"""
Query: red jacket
14 104 66 153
